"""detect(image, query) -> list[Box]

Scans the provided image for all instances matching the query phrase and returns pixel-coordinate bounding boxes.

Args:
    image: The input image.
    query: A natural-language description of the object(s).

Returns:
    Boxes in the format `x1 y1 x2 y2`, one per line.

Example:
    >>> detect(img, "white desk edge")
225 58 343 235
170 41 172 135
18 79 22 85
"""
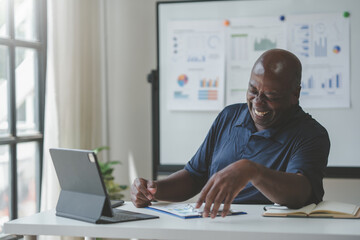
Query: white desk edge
4 202 360 240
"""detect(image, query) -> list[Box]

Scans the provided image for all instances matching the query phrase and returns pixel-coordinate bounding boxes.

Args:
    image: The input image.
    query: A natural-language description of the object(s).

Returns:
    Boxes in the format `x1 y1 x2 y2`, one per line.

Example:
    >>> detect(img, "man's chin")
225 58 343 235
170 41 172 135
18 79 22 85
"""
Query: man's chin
252 114 273 126
253 116 277 130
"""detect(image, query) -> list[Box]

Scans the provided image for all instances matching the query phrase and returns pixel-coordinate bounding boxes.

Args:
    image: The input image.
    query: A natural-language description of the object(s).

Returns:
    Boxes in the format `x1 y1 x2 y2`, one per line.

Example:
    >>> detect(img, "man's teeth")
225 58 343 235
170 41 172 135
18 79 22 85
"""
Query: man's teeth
255 109 269 117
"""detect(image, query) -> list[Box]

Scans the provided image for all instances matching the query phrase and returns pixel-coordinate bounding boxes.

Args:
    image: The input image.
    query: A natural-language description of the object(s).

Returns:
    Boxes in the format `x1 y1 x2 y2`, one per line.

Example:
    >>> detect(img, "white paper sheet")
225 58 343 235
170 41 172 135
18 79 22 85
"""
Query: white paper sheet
166 20 225 111
286 13 350 108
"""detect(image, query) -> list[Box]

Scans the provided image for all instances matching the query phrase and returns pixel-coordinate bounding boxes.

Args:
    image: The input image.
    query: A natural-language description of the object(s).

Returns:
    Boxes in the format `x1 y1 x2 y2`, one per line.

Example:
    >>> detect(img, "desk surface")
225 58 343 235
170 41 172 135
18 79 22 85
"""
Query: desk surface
4 202 360 240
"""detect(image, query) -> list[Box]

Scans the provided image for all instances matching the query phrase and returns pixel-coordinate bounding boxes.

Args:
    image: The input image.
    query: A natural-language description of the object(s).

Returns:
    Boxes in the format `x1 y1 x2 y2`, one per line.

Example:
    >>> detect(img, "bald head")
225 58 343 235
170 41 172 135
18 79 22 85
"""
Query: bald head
247 49 302 131
252 49 302 90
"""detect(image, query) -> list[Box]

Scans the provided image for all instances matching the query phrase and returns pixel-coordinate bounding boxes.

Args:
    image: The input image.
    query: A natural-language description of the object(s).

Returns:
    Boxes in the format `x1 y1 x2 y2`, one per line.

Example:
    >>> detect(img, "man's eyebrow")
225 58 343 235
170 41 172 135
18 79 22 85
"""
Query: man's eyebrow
248 83 281 96
264 91 281 96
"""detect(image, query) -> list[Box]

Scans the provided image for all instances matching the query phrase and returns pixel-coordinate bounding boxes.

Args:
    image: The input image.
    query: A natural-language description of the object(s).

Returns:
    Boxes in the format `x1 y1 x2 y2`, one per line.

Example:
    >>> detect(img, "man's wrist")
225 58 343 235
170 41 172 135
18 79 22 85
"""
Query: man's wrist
238 159 261 185
151 180 159 200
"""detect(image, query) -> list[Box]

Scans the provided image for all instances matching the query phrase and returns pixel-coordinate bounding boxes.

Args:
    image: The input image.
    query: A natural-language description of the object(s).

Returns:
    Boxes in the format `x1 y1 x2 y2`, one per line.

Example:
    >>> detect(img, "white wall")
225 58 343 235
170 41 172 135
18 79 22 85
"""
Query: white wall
104 0 360 204
323 179 360 205
104 0 158 199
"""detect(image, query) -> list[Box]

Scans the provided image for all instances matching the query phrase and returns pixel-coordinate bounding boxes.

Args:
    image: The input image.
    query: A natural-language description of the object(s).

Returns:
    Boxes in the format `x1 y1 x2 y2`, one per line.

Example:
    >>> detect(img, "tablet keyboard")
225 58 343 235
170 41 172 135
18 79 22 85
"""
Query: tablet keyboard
98 208 158 223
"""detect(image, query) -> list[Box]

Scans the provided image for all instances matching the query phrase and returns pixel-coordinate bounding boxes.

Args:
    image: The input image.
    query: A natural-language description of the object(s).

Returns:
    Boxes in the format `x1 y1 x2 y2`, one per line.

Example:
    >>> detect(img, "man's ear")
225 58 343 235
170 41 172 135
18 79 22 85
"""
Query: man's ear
292 86 301 103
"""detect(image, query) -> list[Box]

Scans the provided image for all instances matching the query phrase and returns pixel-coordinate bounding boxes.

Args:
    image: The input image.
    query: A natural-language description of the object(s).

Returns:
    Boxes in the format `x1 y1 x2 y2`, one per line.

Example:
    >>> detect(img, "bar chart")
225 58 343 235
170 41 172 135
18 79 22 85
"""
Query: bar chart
198 77 219 100
301 72 343 96
200 77 219 88
321 73 341 89
314 37 327 57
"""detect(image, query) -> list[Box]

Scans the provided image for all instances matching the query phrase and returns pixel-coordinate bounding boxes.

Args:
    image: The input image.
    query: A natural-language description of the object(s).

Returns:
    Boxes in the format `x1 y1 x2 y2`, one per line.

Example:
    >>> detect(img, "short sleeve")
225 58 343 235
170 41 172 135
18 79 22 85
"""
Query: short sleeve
286 133 330 204
184 111 224 184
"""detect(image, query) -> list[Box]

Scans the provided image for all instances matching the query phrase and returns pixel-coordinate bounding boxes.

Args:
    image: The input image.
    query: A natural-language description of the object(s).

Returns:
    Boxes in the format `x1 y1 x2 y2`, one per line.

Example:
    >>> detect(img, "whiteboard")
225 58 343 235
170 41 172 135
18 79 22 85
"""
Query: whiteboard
157 0 360 173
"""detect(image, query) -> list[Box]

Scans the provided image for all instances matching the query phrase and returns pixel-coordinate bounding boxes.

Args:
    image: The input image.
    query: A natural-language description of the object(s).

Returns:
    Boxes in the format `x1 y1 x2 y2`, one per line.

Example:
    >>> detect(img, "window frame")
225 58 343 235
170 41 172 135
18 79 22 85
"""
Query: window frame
0 0 47 222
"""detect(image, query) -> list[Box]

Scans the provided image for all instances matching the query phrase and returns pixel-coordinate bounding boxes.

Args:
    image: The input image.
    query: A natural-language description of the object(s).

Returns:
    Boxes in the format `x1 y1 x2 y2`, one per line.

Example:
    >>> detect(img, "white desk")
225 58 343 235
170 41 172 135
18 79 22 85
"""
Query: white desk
4 202 360 240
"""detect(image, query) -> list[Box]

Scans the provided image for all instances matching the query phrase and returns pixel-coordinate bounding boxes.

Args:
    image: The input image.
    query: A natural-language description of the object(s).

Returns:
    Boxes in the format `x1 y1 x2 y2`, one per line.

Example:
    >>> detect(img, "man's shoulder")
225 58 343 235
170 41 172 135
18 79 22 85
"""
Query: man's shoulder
221 103 248 115
214 103 248 127
293 110 329 140
274 109 329 150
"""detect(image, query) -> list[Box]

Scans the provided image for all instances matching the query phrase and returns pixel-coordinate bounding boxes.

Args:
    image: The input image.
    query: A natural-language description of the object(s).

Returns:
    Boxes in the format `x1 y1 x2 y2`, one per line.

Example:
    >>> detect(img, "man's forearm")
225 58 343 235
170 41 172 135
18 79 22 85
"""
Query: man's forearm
154 169 203 202
249 160 312 208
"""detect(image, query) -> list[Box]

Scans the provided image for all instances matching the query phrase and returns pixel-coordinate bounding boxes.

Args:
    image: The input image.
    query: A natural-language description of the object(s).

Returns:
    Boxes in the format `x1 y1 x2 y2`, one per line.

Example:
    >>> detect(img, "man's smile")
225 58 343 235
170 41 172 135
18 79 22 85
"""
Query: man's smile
254 109 270 117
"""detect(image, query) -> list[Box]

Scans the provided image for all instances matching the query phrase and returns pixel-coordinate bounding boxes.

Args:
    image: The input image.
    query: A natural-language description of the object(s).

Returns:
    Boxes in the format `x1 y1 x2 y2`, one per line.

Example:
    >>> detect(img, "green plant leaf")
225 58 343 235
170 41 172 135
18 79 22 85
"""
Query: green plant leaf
93 145 127 200
93 146 110 154
108 161 121 165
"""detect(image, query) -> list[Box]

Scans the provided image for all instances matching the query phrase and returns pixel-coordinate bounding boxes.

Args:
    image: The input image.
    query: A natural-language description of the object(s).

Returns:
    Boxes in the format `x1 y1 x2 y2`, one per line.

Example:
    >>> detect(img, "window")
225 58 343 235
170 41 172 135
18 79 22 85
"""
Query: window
0 0 46 234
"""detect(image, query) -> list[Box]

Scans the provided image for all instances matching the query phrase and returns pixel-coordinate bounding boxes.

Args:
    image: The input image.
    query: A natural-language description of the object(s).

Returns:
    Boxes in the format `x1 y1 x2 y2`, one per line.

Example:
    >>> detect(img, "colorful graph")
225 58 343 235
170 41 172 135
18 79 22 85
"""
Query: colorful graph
198 77 219 100
333 45 341 54
200 77 219 88
198 90 218 100
177 74 188 87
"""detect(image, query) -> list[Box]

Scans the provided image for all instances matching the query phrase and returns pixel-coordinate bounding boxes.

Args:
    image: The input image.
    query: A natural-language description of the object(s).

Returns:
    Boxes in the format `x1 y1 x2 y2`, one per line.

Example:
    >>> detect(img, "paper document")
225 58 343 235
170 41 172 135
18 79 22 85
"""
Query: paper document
166 20 226 111
147 202 246 219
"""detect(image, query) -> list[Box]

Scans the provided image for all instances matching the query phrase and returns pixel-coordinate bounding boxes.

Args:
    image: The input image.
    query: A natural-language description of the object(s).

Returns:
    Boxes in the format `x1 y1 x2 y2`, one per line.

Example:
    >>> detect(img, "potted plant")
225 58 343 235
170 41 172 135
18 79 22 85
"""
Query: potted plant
94 146 127 200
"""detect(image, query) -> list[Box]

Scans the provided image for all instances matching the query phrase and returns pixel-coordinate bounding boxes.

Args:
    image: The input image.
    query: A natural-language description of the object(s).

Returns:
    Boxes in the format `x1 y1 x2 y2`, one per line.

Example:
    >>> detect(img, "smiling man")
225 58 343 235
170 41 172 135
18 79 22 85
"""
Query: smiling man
131 49 330 218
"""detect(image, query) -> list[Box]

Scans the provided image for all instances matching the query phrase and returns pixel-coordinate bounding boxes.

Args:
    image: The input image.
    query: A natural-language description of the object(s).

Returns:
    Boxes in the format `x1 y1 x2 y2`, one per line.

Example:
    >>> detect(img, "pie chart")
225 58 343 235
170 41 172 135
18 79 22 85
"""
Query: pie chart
333 45 341 54
178 74 188 87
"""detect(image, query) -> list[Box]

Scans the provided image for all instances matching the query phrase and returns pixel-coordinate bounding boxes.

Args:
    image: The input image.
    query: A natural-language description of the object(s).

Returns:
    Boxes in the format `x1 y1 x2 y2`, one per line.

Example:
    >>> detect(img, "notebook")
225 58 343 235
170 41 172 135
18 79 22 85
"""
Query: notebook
49 148 159 224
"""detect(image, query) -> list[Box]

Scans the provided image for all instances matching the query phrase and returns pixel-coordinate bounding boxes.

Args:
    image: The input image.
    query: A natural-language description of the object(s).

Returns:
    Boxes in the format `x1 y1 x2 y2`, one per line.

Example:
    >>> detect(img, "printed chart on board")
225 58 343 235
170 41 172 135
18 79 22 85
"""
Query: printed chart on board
287 13 350 108
225 16 287 105
166 20 225 111
165 12 350 110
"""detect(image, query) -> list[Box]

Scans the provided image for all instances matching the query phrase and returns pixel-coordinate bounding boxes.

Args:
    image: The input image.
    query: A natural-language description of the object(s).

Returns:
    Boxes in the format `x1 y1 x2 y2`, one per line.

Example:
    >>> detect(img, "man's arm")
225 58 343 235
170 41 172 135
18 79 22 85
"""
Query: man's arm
196 159 311 218
251 161 311 208
131 169 203 207
155 169 203 201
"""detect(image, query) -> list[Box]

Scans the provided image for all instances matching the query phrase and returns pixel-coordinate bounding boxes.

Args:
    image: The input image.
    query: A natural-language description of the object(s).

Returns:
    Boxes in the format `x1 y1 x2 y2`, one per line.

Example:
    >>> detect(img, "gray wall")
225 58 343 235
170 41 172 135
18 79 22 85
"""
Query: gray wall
104 0 360 204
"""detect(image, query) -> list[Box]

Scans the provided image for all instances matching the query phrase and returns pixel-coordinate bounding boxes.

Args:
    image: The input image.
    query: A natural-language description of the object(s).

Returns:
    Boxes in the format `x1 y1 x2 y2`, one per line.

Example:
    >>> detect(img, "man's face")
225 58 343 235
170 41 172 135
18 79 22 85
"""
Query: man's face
246 72 299 131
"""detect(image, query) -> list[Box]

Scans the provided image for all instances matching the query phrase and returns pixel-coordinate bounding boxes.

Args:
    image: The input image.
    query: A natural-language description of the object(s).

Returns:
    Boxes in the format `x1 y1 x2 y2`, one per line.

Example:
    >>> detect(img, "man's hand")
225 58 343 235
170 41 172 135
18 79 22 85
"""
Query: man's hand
196 159 256 218
131 178 157 208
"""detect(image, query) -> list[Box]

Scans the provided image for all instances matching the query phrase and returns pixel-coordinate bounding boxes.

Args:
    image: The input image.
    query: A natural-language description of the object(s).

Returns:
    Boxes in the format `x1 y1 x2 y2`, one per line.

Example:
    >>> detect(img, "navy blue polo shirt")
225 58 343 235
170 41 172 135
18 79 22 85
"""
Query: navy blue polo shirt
185 103 330 204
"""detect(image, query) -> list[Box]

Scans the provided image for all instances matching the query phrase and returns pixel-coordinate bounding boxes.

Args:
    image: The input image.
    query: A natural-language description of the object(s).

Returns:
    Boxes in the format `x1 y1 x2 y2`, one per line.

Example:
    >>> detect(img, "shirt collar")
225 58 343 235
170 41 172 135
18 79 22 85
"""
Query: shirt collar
235 106 254 129
235 105 305 144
